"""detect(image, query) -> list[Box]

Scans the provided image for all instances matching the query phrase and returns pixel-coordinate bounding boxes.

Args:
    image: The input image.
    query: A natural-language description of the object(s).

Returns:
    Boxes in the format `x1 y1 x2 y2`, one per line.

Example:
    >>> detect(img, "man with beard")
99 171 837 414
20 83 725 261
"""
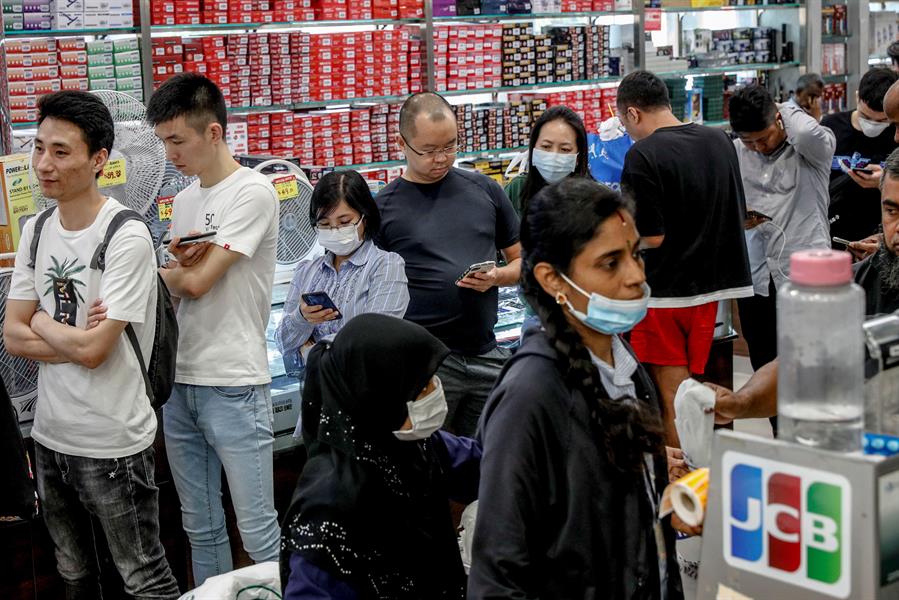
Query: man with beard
708 147 899 424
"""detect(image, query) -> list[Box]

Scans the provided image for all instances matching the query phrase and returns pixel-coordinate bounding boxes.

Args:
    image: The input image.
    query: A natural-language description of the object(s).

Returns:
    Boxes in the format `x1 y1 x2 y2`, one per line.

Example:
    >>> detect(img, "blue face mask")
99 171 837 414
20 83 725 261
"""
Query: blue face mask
559 272 651 334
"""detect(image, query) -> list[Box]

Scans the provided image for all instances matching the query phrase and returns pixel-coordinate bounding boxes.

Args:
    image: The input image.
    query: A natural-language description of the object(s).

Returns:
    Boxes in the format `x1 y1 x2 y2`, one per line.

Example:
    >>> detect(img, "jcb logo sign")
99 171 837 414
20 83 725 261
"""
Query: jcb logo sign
722 452 851 598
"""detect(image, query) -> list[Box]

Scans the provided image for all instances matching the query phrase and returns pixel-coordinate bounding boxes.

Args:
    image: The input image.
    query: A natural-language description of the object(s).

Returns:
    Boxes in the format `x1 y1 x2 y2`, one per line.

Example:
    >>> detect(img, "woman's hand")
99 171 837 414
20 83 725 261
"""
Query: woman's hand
666 446 690 483
300 301 339 324
671 513 703 537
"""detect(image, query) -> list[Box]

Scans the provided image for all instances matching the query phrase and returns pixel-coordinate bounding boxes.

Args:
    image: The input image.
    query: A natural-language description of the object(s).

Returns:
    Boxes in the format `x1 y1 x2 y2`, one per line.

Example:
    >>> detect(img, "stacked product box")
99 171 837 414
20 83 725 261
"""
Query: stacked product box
152 29 414 104
5 37 59 123
5 34 144 123
822 42 846 76
2 0 52 32
150 0 418 23
502 22 536 88
433 24 503 92
57 0 134 29
823 82 847 114
85 38 142 97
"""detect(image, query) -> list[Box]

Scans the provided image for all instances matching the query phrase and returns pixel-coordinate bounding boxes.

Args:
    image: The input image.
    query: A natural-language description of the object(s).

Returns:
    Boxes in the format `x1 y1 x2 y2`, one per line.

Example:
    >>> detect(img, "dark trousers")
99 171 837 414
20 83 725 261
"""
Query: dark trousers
737 277 779 433
437 346 511 437
35 442 180 600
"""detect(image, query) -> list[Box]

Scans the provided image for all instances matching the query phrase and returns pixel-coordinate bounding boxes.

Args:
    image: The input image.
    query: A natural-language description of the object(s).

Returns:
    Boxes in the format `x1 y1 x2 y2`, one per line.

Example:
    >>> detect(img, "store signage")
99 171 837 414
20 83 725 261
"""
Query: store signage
272 175 298 202
722 452 850 598
99 158 127 189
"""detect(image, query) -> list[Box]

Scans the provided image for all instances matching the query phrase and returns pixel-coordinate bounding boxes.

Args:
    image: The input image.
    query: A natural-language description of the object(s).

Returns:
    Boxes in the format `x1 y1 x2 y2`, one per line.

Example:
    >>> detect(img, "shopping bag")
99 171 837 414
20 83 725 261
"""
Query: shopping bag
588 116 633 191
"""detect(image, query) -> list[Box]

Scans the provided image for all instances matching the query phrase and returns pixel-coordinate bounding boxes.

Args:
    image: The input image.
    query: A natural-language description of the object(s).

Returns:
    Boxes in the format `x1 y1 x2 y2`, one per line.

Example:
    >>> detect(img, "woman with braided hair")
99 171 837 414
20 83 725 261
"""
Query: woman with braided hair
468 177 685 600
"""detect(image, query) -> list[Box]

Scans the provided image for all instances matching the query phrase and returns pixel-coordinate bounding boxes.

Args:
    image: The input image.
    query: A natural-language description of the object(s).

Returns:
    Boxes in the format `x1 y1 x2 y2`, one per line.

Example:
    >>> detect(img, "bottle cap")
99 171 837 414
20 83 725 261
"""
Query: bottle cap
789 250 853 286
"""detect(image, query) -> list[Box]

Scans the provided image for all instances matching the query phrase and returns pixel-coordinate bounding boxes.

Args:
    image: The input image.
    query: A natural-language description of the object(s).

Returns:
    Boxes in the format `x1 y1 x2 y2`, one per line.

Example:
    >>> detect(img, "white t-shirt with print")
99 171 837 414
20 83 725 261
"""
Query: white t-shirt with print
170 166 279 386
9 197 158 459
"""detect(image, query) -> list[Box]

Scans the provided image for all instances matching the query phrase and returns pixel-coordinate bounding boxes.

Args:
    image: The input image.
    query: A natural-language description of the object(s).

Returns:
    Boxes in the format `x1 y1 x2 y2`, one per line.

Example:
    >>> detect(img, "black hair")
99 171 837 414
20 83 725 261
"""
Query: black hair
795 73 824 95
520 177 664 472
860 67 899 112
399 92 455 139
520 106 594 214
882 148 899 190
615 70 671 112
37 91 115 177
889 41 899 66
145 72 228 134
728 84 778 133
309 170 381 240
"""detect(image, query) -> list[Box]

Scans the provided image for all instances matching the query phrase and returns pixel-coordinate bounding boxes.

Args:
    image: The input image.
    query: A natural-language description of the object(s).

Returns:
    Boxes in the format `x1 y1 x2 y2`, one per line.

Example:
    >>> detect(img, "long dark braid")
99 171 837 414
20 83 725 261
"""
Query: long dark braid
520 178 663 472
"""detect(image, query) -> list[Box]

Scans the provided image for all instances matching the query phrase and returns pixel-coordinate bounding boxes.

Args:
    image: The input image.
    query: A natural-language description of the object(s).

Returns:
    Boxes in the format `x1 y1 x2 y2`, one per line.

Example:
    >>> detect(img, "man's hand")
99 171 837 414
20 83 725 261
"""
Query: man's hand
30 309 53 335
848 233 882 261
671 513 703 537
456 267 498 293
300 301 339 324
666 446 690 482
167 230 212 267
705 382 740 425
86 299 108 330
799 97 823 122
846 164 883 189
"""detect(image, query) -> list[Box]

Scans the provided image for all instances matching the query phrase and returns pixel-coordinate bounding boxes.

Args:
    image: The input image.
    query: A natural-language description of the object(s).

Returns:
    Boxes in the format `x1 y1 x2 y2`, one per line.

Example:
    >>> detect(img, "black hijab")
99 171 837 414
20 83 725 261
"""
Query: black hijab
280 313 466 599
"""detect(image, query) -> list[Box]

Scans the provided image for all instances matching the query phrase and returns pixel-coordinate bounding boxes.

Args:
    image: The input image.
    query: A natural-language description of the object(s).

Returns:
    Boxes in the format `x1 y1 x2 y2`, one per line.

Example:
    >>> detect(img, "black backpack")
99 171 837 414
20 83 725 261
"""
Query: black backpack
29 206 178 409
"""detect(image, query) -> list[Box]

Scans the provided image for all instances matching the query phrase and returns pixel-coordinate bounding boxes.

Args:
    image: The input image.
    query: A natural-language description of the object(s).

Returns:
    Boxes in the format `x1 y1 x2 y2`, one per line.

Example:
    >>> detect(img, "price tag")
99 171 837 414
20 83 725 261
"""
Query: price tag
98 158 127 188
157 195 174 222
273 175 298 201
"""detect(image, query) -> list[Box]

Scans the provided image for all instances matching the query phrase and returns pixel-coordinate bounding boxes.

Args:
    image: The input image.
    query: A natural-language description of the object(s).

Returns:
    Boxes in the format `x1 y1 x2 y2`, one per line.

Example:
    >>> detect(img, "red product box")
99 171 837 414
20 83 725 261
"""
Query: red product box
60 78 90 91
8 78 60 95
56 38 84 52
8 94 38 110
5 38 57 53
59 63 88 78
57 51 87 65
5 52 56 68
183 61 208 73
7 66 58 81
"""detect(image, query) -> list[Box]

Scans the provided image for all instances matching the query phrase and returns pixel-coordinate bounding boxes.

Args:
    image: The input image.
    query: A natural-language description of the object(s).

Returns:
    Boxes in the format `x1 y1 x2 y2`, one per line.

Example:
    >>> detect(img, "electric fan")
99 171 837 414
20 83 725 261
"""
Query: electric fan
252 159 318 265
0 269 39 421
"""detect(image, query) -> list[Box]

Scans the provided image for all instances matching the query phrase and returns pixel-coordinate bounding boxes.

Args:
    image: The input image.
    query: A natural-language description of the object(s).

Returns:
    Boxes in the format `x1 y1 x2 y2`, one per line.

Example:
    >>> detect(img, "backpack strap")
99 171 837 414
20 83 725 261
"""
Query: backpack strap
90 208 156 406
27 206 57 269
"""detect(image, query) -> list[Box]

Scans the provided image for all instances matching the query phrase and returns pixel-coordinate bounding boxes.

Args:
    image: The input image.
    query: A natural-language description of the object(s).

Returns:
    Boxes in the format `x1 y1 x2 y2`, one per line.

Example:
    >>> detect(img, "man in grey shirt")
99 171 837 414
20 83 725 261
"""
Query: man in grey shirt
729 84 835 376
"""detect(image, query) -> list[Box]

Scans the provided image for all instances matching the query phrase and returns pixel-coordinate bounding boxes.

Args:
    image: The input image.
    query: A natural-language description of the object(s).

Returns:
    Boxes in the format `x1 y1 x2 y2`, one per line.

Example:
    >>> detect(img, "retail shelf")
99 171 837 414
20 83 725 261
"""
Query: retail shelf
822 34 851 42
823 73 849 82
10 122 37 130
655 60 800 77
226 93 412 114
2 26 139 37
704 119 730 128
659 2 801 12
440 76 622 97
432 10 636 22
317 145 528 171
149 18 423 34
869 54 891 64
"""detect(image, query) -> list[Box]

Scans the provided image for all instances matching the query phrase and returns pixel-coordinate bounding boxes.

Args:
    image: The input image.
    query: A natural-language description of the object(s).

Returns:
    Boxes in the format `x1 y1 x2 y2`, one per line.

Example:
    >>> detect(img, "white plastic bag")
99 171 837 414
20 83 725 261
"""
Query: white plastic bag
178 561 281 600
673 378 716 469
459 500 478 574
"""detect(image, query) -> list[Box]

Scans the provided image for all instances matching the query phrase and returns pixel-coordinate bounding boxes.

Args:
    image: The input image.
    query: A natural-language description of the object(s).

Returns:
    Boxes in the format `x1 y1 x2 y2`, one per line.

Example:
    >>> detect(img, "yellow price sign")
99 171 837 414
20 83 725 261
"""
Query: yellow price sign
273 175 298 202
99 158 127 188
157 195 174 222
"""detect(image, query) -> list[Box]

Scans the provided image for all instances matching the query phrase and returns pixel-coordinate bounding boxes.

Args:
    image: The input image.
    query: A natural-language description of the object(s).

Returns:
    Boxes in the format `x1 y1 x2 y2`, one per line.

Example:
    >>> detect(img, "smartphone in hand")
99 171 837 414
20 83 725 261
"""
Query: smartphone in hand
301 291 341 319
456 260 496 283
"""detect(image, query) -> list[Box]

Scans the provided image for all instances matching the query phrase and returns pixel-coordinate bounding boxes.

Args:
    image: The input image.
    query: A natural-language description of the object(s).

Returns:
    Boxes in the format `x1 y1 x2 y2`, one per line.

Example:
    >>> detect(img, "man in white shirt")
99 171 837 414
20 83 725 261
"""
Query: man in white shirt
4 91 179 598
146 73 281 585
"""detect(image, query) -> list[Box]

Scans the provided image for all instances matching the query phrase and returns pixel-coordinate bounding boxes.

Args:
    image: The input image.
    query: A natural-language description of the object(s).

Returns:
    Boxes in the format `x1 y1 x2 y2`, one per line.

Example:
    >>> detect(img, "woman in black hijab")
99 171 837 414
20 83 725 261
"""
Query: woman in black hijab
280 313 481 600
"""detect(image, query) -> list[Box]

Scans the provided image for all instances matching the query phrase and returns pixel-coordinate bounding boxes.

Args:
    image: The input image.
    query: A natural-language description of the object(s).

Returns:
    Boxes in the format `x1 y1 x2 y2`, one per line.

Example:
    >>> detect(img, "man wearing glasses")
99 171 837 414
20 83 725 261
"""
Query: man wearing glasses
376 92 521 437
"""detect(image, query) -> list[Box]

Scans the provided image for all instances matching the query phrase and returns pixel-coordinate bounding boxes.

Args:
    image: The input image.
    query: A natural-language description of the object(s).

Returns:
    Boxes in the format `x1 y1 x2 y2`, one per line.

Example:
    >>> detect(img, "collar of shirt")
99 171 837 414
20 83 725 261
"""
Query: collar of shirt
320 238 376 274
587 335 639 398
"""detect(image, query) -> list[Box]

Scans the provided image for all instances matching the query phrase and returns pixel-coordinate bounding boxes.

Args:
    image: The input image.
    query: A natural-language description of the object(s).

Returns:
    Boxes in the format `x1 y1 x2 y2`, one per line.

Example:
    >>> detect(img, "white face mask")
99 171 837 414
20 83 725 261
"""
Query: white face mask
858 115 891 138
317 218 364 256
532 148 578 184
393 376 448 441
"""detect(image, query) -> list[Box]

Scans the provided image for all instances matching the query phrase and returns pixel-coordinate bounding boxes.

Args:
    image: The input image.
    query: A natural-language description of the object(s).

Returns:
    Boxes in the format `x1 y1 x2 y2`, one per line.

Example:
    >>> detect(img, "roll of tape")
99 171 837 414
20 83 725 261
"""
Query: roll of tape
660 467 709 528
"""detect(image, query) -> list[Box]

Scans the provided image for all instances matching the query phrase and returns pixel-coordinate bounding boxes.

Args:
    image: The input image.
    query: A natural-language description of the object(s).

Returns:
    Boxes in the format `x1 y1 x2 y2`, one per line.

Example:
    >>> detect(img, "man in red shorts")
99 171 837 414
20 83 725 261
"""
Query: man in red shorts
618 71 753 446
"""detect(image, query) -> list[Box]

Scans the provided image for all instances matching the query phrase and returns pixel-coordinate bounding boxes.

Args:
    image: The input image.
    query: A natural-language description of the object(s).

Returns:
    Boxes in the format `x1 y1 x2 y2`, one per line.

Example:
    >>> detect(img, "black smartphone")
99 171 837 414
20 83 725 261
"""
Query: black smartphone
832 236 852 247
301 291 341 317
852 168 874 175
161 231 216 246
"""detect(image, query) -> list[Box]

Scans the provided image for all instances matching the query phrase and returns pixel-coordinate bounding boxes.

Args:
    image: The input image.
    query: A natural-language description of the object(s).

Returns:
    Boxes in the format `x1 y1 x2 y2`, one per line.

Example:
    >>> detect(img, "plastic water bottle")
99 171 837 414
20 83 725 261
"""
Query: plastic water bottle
777 250 865 451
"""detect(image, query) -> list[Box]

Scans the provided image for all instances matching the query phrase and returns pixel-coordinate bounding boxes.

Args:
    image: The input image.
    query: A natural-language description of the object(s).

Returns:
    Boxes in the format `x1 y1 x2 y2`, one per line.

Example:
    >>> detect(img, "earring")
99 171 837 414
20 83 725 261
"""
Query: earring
555 292 567 305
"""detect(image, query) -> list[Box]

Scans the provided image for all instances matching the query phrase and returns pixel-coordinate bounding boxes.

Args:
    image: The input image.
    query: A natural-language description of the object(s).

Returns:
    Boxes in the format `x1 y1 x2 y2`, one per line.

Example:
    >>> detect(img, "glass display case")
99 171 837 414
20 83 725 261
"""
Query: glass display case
266 280 304 454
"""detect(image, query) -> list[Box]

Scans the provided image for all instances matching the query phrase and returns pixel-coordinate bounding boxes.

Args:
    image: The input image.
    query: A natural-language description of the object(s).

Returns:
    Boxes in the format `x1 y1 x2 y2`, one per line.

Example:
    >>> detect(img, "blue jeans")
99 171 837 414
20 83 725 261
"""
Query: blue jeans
34 442 180 600
163 383 280 586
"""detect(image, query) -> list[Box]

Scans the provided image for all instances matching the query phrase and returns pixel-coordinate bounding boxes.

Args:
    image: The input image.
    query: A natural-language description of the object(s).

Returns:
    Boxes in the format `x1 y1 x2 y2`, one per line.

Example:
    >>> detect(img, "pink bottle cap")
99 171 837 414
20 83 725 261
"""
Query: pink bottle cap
789 250 853 286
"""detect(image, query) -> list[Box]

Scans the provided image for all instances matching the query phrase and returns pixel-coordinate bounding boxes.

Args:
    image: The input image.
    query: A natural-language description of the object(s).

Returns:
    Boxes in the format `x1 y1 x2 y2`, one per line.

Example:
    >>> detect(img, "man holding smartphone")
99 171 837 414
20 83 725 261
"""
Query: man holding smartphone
824 68 899 244
376 92 521 437
146 73 281 585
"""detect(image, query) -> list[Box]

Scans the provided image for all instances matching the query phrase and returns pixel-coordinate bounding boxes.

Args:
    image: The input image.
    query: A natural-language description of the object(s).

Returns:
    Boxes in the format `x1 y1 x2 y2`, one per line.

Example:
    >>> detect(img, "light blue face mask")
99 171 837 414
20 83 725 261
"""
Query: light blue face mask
559 272 651 334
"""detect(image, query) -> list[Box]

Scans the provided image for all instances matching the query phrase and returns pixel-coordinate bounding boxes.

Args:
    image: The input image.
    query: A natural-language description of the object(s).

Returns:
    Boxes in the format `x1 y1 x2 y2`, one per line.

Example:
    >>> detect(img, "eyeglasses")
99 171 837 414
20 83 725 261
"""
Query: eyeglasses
316 217 362 232
401 134 461 160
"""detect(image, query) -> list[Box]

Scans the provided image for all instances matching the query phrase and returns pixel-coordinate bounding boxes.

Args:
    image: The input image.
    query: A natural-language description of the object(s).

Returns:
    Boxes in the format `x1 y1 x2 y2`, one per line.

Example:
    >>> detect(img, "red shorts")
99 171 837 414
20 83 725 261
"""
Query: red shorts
629 302 718 375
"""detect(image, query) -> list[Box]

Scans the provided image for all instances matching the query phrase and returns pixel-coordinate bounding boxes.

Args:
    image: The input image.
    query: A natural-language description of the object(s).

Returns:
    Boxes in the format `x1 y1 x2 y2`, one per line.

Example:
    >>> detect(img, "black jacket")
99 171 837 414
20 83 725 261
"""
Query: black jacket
468 328 683 600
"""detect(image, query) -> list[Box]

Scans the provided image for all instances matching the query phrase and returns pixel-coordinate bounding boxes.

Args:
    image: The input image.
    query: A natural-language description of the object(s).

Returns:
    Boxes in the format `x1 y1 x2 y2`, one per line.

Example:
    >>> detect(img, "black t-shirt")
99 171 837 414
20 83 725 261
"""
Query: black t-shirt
620 123 752 301
376 168 520 355
854 254 899 316
823 110 897 242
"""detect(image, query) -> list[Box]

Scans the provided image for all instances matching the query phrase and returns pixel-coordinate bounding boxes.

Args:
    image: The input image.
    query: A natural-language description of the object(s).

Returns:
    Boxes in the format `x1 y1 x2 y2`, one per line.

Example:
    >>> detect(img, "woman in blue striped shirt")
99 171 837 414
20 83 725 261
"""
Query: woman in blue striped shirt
275 170 410 368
